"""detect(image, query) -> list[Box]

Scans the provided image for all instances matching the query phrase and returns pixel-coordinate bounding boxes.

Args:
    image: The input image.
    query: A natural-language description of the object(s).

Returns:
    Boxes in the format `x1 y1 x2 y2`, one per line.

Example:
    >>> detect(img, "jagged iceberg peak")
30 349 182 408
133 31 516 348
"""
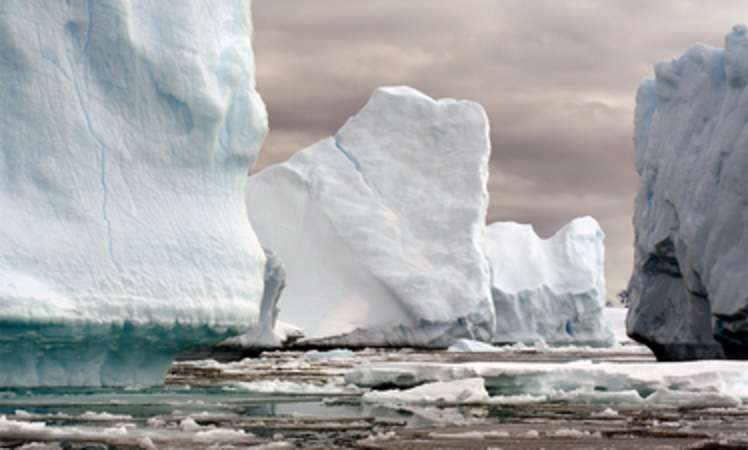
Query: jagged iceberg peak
487 217 613 346
627 24 748 360
0 0 267 386
247 86 494 347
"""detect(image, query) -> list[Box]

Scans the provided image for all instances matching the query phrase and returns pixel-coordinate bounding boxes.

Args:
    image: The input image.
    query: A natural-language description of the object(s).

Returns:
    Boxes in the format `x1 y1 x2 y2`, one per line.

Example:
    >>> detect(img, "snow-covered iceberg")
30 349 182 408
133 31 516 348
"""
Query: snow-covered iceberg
246 86 494 347
627 25 748 360
486 218 613 346
0 0 267 386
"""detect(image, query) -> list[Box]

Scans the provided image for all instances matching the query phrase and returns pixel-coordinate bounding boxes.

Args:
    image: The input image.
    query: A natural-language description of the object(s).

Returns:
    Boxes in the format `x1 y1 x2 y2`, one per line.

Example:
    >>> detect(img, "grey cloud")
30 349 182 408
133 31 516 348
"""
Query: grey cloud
252 0 746 296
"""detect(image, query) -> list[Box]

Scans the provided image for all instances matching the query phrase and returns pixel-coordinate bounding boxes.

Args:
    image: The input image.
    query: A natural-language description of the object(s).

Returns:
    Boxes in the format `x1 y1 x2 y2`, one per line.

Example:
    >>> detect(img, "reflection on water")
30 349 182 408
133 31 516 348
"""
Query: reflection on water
0 386 369 420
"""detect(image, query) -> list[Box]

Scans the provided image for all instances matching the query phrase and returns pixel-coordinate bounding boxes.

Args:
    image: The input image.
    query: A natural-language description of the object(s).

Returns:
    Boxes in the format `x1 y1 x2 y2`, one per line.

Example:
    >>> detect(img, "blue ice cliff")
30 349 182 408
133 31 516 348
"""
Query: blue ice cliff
0 0 268 386
628 25 748 360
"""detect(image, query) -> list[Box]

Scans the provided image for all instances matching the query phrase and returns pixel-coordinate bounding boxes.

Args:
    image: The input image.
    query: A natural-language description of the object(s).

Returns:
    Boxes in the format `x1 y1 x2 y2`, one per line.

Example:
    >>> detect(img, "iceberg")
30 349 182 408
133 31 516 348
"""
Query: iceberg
0 0 267 386
627 25 748 360
246 86 495 347
486 218 613 346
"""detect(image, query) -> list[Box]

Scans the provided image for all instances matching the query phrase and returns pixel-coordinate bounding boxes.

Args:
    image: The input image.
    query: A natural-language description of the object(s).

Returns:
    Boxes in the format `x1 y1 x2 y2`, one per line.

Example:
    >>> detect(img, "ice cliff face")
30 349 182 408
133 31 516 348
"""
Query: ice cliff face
0 0 268 386
487 217 613 346
246 86 495 347
219 248 289 349
627 25 748 360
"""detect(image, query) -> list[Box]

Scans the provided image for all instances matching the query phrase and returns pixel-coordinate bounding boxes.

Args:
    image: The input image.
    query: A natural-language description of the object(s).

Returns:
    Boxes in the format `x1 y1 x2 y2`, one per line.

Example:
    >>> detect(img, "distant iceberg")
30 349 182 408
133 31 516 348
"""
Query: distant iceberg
246 86 495 347
487 217 613 346
0 0 267 386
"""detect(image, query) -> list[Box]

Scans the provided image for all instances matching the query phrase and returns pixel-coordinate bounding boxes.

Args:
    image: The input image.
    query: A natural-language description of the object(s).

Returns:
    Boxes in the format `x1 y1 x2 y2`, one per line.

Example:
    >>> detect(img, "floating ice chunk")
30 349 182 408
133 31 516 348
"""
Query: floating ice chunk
591 408 621 418
348 360 748 407
246 86 494 347
486 218 613 346
179 417 203 432
79 412 133 422
362 378 490 404
522 430 540 439
226 379 361 396
551 428 601 438
0 0 268 386
427 430 509 440
304 349 355 360
448 339 499 353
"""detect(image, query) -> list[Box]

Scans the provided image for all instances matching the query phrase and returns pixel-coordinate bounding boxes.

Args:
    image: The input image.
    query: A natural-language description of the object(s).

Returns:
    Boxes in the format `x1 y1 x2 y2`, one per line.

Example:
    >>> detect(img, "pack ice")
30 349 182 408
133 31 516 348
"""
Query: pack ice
487 218 613 346
246 86 495 347
0 0 268 386
628 25 748 360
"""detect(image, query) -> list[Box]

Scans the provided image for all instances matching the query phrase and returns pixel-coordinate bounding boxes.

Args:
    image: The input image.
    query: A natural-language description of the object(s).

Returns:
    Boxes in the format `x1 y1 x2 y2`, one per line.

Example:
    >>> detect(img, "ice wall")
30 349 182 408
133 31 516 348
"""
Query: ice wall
219 248 289 349
246 86 494 347
487 217 613 346
0 0 268 386
627 25 748 360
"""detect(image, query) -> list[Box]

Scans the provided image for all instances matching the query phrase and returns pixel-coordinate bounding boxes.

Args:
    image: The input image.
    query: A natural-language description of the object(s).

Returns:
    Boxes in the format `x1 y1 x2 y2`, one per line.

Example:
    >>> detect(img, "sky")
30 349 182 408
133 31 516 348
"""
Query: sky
251 1 746 297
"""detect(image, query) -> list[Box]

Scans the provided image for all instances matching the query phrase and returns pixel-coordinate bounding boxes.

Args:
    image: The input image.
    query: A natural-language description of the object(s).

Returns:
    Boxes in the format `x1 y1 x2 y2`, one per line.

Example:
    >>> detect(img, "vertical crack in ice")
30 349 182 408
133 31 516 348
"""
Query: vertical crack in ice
333 135 361 172
63 4 118 269
82 0 94 56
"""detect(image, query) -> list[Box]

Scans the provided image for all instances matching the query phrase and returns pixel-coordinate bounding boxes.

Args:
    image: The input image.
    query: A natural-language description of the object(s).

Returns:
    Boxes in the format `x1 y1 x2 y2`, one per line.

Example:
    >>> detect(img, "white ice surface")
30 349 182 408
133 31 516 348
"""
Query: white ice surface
486 217 613 346
348 360 748 407
0 0 268 386
0 415 257 448
604 307 632 344
363 378 489 405
225 379 361 396
247 86 493 346
448 339 500 353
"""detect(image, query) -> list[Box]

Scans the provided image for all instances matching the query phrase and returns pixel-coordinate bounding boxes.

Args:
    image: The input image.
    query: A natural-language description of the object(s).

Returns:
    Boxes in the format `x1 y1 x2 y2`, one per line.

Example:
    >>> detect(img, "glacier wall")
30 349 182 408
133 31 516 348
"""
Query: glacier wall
487 217 613 346
0 0 268 385
246 86 495 347
627 25 748 360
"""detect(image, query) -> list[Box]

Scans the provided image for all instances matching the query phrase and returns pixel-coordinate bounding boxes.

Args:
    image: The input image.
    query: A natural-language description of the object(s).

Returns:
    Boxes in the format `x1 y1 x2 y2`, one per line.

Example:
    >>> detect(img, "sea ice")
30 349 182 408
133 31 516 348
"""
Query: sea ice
486 217 613 346
347 359 748 407
362 378 490 405
628 25 748 360
0 0 267 386
448 339 500 353
226 379 361 396
246 86 494 346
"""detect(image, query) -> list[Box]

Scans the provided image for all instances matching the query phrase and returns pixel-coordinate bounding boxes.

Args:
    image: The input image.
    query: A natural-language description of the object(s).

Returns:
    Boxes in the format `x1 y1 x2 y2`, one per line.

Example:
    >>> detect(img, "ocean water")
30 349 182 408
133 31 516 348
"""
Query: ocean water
3 346 748 449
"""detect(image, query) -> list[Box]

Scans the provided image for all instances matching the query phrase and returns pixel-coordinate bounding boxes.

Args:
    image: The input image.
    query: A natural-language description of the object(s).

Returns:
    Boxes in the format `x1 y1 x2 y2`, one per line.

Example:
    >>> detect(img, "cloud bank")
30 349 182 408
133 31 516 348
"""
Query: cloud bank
252 0 745 295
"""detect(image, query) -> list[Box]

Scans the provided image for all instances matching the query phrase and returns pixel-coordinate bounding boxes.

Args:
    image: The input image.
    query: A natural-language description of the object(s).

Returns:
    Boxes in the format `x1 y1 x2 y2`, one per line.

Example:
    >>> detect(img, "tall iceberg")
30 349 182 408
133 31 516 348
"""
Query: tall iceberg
627 25 748 360
246 86 495 347
0 0 268 386
486 217 613 346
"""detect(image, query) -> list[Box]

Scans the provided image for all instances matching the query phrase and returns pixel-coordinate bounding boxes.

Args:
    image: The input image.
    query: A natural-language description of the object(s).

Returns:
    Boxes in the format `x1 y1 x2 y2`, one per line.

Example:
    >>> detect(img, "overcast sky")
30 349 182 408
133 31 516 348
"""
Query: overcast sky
251 1 745 297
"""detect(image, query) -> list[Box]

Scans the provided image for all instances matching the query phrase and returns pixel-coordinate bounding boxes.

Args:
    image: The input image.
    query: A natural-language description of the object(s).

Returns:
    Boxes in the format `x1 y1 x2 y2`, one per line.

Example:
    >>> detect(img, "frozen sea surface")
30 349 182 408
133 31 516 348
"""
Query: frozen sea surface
3 345 748 449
